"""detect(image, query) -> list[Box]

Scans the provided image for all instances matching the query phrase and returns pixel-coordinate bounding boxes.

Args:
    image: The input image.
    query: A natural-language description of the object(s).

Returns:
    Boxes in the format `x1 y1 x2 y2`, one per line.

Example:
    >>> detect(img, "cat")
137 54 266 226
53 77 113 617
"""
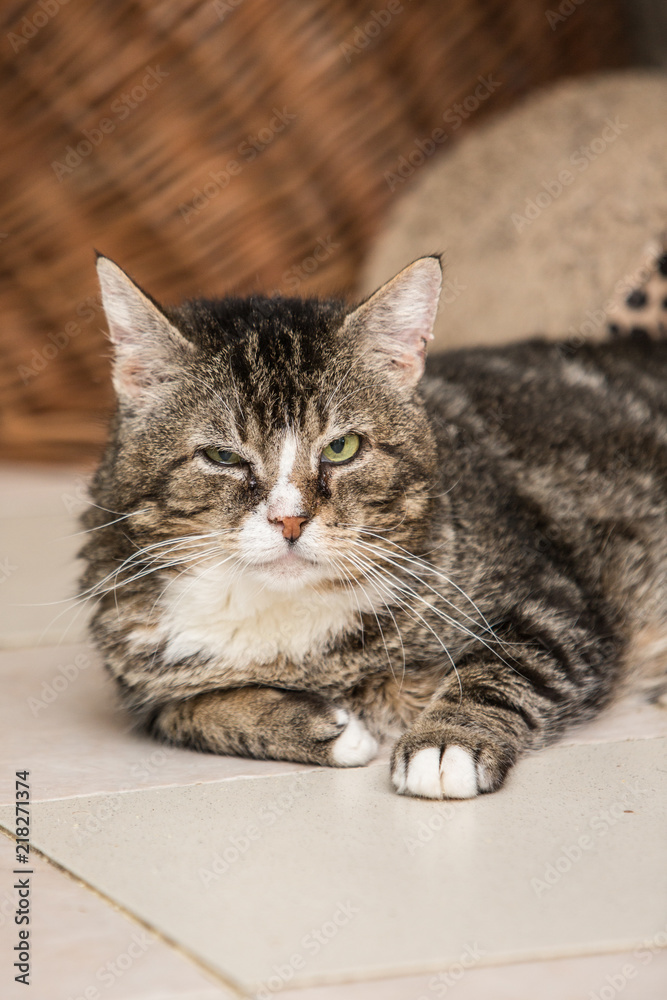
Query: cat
80 250 667 799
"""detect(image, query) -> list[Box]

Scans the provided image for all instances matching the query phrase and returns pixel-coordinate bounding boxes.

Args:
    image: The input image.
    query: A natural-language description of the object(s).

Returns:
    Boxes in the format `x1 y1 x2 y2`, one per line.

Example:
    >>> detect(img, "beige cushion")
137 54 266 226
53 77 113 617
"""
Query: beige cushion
360 71 667 349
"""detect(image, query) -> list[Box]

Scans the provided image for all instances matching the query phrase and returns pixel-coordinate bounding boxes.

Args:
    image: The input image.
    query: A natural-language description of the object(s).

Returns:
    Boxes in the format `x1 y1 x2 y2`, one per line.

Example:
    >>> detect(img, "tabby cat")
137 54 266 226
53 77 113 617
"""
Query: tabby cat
80 252 667 799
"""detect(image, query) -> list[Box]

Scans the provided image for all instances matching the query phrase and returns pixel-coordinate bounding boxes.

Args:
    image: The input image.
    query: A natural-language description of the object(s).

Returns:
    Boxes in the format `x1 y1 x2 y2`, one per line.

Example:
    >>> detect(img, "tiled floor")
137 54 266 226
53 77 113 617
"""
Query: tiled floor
1 465 666 999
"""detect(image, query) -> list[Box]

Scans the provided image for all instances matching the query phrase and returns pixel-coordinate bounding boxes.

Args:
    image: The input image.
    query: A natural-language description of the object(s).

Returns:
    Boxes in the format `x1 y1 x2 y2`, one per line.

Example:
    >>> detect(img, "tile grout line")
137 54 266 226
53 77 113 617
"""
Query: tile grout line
3 828 656 997
1 733 663 808
1 767 665 997
263 944 667 995
2 751 664 995
0 826 250 1000
0 760 393 808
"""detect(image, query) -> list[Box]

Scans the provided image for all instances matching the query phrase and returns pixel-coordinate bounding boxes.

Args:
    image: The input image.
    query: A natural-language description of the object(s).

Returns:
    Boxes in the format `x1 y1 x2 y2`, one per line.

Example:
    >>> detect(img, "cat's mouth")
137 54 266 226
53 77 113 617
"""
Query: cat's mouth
246 548 327 587
250 550 319 571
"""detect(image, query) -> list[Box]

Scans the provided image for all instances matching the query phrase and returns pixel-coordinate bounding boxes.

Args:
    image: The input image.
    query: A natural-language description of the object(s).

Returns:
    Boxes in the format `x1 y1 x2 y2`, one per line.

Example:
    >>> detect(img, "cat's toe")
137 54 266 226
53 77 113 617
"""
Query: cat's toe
331 710 378 766
394 744 480 799
439 745 478 798
391 735 508 799
400 746 443 798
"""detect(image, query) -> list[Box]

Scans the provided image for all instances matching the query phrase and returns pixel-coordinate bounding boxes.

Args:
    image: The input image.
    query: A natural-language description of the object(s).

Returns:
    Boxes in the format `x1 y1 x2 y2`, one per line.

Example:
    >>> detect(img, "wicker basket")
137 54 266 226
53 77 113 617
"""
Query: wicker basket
0 0 629 463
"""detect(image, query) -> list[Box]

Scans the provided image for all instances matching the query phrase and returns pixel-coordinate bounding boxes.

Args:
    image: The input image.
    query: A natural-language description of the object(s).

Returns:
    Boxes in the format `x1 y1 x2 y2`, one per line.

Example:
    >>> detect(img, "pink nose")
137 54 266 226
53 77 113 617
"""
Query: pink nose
269 514 309 541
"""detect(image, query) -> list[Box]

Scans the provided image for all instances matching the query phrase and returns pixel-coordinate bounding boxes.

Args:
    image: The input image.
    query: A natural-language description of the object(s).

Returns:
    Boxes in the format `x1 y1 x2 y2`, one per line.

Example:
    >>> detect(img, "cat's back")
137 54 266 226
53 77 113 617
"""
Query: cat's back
422 334 667 647
424 335 667 475
423 333 667 584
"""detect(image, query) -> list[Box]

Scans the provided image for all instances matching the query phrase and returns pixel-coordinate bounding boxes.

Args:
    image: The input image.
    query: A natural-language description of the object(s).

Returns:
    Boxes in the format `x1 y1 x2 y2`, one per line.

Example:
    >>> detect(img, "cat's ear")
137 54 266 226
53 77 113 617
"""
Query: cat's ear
96 255 195 403
344 256 442 387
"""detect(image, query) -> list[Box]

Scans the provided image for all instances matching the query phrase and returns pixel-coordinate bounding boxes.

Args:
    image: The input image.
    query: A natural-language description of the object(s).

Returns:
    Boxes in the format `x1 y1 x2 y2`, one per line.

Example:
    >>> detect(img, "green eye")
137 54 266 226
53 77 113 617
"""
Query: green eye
204 447 242 465
322 433 361 464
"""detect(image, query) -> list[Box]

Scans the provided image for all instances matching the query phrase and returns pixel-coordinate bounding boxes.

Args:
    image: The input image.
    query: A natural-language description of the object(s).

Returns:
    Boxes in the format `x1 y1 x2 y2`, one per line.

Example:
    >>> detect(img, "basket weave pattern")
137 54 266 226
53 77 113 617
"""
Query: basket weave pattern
0 0 628 462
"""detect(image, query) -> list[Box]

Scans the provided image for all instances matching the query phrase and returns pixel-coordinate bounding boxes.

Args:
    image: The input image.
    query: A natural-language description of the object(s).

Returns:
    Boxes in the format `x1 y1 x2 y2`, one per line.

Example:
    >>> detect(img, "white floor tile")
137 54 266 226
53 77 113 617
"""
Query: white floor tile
2 642 666 807
0 513 84 648
0 832 242 999
278 948 667 1000
0 644 318 805
0 465 91 519
2 465 667 997
1 738 663 994
562 691 667 746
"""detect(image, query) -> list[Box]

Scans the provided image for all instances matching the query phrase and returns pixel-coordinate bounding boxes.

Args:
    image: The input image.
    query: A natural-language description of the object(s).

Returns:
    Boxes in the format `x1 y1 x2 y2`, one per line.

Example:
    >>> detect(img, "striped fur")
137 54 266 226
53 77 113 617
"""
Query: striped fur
80 254 667 798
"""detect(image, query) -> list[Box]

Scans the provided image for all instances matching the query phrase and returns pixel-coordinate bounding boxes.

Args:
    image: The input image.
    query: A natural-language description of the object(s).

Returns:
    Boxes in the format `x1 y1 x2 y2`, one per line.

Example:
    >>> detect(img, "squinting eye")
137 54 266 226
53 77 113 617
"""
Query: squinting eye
321 433 361 464
204 447 242 465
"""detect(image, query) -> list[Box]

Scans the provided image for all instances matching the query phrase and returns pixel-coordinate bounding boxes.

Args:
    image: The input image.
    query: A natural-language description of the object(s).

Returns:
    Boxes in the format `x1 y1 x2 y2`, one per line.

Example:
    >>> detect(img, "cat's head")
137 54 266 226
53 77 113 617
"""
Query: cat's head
95 254 442 594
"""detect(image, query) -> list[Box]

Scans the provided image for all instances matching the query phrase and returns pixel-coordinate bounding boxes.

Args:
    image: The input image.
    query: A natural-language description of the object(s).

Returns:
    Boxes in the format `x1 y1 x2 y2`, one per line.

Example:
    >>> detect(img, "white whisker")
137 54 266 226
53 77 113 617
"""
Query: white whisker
349 528 499 640
59 507 151 539
342 550 462 700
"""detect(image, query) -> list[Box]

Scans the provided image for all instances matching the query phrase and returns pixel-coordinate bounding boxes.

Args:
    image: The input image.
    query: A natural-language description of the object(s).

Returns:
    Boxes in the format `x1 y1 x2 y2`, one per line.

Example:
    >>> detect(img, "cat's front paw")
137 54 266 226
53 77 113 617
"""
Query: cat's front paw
390 729 515 799
331 709 378 767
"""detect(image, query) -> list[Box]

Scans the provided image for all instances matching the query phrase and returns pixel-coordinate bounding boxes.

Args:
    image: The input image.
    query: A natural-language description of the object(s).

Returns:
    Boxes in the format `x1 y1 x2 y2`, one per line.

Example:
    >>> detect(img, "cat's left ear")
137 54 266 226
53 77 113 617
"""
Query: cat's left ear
96 254 195 404
343 256 442 388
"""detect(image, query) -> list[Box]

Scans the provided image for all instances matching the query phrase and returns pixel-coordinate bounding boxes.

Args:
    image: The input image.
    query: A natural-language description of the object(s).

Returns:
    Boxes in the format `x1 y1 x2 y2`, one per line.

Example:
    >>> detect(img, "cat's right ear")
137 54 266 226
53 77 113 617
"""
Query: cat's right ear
343 256 442 389
96 255 195 404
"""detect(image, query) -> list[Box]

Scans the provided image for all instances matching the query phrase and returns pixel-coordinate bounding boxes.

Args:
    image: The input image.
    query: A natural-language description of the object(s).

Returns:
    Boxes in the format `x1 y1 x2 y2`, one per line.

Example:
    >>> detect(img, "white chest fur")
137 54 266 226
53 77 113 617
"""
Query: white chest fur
149 561 365 671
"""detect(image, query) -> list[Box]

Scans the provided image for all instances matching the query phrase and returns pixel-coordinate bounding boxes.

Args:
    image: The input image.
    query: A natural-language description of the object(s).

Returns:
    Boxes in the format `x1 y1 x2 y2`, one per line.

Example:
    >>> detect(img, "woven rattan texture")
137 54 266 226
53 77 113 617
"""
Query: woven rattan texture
1 0 628 462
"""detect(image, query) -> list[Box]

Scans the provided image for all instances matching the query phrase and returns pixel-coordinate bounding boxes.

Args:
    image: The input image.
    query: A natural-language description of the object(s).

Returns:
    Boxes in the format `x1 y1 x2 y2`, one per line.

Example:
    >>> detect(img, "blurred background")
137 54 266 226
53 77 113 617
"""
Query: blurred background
0 0 665 465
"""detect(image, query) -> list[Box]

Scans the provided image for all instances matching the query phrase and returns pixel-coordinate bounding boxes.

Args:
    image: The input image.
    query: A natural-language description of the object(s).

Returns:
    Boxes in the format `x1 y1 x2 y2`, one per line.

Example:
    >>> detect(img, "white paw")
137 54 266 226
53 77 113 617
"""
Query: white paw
332 710 378 767
392 745 481 799
440 746 478 798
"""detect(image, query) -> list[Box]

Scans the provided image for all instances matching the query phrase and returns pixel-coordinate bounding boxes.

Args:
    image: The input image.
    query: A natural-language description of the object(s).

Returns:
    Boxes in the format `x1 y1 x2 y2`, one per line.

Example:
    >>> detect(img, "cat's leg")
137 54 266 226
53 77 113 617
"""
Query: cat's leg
147 686 378 767
391 622 619 799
